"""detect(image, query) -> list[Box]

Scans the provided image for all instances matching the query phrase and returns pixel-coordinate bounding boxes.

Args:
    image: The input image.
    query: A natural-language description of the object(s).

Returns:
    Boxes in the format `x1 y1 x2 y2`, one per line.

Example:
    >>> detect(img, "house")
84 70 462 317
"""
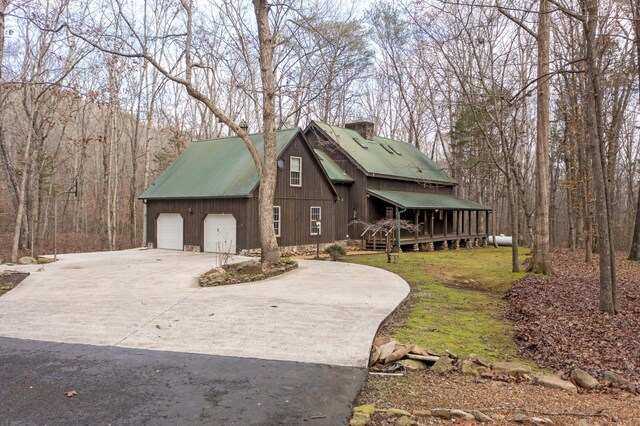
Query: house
139 128 339 253
304 121 491 251
139 121 491 254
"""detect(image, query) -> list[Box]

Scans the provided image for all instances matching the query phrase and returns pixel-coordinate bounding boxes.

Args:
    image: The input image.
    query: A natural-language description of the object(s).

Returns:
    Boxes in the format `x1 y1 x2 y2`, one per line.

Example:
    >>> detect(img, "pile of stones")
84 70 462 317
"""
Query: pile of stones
356 338 638 425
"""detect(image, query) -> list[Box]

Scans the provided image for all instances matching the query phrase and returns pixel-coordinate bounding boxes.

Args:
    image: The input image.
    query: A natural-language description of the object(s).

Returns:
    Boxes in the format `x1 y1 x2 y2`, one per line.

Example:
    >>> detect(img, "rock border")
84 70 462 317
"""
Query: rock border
199 259 298 287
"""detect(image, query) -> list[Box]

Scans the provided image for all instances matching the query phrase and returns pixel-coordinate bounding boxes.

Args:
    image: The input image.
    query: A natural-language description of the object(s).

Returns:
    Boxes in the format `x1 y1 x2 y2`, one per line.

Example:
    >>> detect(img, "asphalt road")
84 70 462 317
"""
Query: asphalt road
0 337 367 425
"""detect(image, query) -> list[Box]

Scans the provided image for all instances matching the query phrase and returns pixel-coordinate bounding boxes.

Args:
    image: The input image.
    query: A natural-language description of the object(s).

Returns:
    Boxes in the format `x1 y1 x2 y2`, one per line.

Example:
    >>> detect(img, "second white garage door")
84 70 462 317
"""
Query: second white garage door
204 214 237 253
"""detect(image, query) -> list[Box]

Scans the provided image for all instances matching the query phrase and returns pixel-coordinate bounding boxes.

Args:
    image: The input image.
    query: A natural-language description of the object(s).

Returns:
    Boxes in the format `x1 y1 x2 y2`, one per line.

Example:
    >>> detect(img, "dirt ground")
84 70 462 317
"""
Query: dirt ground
358 370 640 425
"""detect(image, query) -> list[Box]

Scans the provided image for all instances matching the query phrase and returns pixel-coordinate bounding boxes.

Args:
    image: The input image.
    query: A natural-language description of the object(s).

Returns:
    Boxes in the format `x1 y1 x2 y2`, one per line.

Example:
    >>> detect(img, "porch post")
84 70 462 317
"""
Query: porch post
424 210 428 236
485 211 489 236
454 210 459 236
476 211 479 236
395 206 399 248
444 211 448 238
430 211 434 238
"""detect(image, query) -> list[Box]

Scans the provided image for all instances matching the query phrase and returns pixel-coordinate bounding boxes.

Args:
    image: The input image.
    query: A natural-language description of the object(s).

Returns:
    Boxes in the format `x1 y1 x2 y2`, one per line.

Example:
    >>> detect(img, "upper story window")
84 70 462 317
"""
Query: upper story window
290 156 302 187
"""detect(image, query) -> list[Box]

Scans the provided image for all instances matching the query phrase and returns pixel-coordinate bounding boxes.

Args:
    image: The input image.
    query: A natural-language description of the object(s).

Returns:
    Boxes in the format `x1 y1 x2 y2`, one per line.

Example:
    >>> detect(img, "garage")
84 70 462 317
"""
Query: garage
204 214 237 253
157 213 184 250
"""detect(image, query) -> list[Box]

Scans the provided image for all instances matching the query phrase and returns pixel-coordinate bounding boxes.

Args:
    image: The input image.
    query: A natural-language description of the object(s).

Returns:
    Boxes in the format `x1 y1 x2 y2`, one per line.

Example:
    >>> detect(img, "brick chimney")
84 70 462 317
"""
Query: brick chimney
345 121 375 140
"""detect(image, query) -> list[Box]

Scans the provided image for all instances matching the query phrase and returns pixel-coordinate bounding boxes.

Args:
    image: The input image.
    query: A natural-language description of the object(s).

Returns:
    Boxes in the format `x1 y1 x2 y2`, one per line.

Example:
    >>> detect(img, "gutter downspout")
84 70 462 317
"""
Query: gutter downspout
143 199 148 247
396 207 406 252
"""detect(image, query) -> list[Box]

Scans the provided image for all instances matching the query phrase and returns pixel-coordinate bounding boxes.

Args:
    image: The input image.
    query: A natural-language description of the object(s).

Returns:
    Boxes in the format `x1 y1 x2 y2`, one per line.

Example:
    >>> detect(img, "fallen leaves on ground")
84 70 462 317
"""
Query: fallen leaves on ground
505 250 640 385
358 371 640 425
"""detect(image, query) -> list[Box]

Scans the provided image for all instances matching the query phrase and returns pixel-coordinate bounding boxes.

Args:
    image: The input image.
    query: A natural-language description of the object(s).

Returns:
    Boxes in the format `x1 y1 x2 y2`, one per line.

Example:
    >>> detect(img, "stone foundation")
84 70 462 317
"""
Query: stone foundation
239 240 351 258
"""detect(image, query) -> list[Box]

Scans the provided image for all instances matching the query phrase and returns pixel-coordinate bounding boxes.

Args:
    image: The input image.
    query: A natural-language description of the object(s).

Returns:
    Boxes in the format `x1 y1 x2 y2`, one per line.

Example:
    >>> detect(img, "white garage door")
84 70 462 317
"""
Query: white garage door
157 213 184 250
204 214 236 253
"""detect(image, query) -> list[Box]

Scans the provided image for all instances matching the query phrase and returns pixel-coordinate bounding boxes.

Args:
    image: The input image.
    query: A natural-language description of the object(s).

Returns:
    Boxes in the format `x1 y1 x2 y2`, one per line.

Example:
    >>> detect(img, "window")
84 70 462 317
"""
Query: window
273 206 281 237
386 207 394 220
290 156 302 187
310 206 321 235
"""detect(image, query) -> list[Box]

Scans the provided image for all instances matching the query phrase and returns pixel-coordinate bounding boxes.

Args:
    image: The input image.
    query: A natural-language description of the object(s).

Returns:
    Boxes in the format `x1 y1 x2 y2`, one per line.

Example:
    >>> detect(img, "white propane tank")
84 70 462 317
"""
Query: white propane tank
488 234 513 246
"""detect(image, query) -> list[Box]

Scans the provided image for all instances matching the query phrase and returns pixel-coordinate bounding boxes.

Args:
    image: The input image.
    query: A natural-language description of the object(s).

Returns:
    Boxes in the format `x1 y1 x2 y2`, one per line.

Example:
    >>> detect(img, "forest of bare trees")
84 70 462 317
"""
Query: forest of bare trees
1 0 639 310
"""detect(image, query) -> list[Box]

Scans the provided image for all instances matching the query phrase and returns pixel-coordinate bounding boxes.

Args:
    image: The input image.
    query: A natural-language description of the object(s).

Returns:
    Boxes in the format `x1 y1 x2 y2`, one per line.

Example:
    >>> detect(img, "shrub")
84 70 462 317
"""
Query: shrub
324 244 346 261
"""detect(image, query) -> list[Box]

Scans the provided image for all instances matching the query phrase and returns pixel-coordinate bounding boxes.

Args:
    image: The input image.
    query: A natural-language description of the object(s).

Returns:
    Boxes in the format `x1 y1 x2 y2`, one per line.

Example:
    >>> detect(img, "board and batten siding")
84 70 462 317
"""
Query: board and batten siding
304 130 367 237
261 134 338 247
367 177 455 195
146 198 251 251
335 185 351 239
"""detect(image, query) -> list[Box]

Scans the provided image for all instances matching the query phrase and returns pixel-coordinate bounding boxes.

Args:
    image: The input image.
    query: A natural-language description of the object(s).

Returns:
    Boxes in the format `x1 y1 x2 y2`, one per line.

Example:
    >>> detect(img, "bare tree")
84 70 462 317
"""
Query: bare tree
629 0 640 261
580 0 617 313
529 0 552 274
61 0 292 263
8 0 84 263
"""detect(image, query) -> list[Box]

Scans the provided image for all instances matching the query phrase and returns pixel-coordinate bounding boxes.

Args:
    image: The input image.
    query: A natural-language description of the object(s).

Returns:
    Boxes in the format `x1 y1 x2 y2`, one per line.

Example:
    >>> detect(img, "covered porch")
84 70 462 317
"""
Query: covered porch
363 190 492 251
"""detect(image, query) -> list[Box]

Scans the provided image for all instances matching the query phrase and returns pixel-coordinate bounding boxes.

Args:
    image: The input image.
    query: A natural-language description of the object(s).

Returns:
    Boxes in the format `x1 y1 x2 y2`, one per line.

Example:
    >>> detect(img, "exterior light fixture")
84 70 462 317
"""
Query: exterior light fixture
188 207 193 215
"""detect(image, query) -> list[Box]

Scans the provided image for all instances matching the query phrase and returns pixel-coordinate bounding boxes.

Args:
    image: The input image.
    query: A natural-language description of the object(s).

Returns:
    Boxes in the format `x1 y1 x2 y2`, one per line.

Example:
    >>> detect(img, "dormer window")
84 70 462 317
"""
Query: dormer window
290 156 302 187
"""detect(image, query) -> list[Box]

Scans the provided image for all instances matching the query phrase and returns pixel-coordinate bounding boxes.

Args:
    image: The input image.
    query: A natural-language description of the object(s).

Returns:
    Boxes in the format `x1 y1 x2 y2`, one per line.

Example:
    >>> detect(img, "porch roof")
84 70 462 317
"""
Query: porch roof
367 189 491 211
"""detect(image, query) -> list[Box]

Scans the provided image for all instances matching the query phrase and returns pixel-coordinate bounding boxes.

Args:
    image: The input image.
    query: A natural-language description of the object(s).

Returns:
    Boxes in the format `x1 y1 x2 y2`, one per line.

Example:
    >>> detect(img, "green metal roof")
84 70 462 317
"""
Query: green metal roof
140 129 299 199
314 149 354 183
368 189 492 211
312 121 457 185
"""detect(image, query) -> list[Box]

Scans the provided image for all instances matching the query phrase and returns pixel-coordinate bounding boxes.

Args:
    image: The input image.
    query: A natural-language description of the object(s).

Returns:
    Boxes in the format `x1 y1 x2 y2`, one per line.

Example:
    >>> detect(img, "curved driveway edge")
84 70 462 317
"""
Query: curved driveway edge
0 250 409 368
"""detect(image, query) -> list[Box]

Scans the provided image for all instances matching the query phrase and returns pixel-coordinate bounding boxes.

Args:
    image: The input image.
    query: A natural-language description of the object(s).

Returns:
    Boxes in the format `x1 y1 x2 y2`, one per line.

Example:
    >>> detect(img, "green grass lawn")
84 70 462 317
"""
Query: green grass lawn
347 247 528 362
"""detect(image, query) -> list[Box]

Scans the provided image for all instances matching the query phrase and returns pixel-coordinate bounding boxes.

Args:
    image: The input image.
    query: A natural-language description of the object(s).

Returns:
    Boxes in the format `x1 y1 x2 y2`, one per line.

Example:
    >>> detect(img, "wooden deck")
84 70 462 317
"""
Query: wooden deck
363 233 488 251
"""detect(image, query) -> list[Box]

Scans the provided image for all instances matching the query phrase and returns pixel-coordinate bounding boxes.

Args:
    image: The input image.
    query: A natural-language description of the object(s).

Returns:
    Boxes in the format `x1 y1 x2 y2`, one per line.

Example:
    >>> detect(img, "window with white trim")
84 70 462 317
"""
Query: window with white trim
290 156 302 187
273 206 281 237
310 206 321 235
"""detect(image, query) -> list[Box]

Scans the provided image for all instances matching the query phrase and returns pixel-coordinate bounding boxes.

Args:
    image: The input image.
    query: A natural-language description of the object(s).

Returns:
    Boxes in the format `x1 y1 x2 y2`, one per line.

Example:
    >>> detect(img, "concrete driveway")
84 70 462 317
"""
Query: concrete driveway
0 249 409 367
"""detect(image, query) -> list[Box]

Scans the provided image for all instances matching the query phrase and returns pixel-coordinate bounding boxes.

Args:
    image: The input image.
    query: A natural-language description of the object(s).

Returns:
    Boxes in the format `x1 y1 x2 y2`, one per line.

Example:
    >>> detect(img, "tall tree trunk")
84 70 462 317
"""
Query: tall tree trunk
253 0 280 264
529 0 552 274
11 106 35 263
141 72 158 247
583 0 617 313
629 0 640 261
506 166 519 272
630 183 640 260
1 0 31 255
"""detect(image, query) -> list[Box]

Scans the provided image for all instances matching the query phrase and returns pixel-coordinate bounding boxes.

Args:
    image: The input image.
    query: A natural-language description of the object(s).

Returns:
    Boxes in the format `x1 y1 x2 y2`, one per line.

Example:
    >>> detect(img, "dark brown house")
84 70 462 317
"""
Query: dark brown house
304 121 491 250
140 122 491 254
140 128 339 253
